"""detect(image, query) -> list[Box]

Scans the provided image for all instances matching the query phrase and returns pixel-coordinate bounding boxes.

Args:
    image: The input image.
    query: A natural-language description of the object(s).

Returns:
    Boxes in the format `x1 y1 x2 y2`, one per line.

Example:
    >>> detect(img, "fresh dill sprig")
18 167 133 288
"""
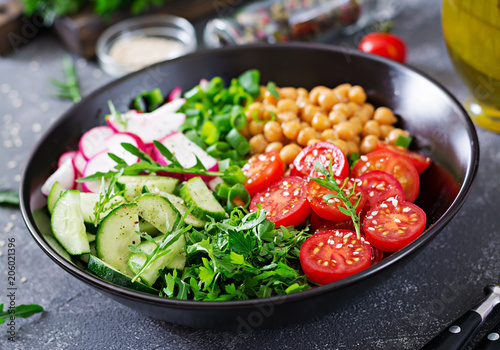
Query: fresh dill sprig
50 55 82 103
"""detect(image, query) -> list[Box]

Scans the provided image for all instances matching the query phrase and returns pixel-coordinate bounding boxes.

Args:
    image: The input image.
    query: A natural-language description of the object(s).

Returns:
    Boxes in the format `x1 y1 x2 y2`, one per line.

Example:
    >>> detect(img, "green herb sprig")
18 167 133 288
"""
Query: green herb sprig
0 303 43 324
90 168 126 227
311 161 363 239
50 55 82 103
0 190 19 206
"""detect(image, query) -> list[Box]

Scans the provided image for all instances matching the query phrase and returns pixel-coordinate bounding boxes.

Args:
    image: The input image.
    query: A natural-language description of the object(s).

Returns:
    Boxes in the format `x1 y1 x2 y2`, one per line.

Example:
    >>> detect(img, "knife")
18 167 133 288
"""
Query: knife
475 317 500 350
421 284 500 350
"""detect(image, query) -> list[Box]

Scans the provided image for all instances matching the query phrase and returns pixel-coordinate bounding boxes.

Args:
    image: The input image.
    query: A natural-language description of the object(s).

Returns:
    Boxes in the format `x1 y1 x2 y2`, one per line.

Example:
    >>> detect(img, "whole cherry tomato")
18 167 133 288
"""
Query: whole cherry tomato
358 32 406 63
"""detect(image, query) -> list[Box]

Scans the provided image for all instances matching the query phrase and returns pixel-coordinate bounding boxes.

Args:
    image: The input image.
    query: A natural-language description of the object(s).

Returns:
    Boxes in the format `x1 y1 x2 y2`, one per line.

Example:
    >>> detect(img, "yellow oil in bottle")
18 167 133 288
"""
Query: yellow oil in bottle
442 0 500 131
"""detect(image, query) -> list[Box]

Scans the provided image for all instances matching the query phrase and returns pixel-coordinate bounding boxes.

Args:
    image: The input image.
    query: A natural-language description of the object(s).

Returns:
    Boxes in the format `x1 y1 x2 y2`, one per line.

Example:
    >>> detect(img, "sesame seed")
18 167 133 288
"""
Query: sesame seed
368 227 375 231
7 161 17 169
283 191 290 196
283 181 288 186
313 247 320 254
403 207 411 212
371 211 378 215
265 192 270 197
369 191 375 197
372 220 377 225
323 261 329 266
318 242 324 247
347 244 354 248
32 123 42 133
395 218 401 223
4 222 14 233
270 156 276 162
313 149 318 156
360 155 368 161
293 189 300 196
20 277 27 284
380 203 388 208
344 233 353 239
247 178 253 184
335 243 343 249
0 240 5 247
328 199 334 204
353 251 359 255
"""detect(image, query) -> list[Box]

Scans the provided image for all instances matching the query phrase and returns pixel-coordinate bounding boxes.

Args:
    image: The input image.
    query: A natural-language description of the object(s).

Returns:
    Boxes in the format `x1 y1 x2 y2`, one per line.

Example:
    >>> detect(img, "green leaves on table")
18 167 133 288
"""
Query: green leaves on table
50 55 82 103
0 304 44 324
0 190 19 206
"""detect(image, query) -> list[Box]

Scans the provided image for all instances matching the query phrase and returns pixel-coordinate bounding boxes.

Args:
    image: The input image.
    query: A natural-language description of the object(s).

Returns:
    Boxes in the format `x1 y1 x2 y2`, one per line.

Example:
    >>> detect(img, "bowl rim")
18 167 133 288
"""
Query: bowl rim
20 42 479 310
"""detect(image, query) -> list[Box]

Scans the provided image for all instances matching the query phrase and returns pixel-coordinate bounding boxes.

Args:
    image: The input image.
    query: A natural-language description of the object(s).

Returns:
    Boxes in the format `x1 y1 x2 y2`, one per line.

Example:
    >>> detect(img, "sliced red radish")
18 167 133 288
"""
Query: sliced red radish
58 150 77 168
41 159 75 196
105 99 186 144
72 151 87 177
153 131 218 181
199 79 209 91
82 151 116 193
79 125 115 160
104 132 146 164
167 86 182 102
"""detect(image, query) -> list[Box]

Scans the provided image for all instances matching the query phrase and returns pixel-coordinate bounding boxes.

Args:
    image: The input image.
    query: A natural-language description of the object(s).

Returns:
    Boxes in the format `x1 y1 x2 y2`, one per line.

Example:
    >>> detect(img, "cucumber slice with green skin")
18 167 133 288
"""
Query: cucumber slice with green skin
117 175 178 201
51 190 90 255
139 218 161 236
96 203 140 276
47 182 66 214
80 241 97 263
128 233 186 286
86 232 96 243
80 192 125 224
180 177 226 221
87 255 158 294
160 192 207 228
136 193 177 234
128 237 186 275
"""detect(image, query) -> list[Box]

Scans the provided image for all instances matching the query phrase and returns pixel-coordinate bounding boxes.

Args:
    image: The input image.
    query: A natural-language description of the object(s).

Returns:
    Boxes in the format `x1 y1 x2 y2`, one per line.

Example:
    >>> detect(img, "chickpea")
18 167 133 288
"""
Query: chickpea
280 143 303 165
330 139 349 155
348 85 367 105
311 112 332 131
239 122 251 138
265 141 284 153
320 128 337 141
332 103 353 117
360 135 379 154
277 98 299 114
250 109 274 123
300 121 310 129
380 124 395 138
277 111 299 123
362 120 381 138
248 120 264 136
373 107 398 124
335 121 357 140
282 120 301 141
255 86 267 102
249 134 268 154
309 86 329 105
302 104 322 123
247 102 264 113
386 128 410 144
279 87 298 100
318 90 338 111
329 110 348 125
348 117 363 135
296 96 309 110
333 83 351 103
351 135 361 145
297 87 309 98
297 127 318 146
263 121 285 142
307 139 321 146
347 102 361 116
354 109 372 124
346 140 359 155
263 89 279 105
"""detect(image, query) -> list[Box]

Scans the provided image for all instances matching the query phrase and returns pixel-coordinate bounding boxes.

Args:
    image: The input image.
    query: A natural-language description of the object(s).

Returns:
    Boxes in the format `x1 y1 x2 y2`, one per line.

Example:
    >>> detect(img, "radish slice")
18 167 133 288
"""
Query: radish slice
153 131 218 181
103 132 145 165
41 159 75 196
167 86 182 102
79 126 115 160
58 151 77 168
72 151 87 177
82 152 116 193
105 99 186 144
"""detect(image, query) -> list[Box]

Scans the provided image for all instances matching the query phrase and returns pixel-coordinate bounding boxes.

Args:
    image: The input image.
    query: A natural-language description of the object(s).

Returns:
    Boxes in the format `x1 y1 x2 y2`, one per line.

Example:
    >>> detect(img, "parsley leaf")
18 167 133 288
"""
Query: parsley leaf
0 303 43 324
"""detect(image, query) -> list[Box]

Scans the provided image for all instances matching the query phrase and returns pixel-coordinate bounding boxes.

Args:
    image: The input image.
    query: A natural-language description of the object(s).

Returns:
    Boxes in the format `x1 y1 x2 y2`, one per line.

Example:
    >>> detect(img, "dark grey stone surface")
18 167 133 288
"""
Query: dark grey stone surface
1 1 499 349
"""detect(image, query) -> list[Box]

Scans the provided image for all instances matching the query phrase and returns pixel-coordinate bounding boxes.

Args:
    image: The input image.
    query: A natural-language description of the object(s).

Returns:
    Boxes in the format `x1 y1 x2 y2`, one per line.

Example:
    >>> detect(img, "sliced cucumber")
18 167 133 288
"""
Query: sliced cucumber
51 190 90 255
117 175 178 201
42 233 72 262
180 177 225 220
136 193 177 234
160 192 207 228
139 218 161 236
80 192 125 224
127 233 186 286
86 232 96 243
47 181 66 214
87 255 158 294
96 203 140 276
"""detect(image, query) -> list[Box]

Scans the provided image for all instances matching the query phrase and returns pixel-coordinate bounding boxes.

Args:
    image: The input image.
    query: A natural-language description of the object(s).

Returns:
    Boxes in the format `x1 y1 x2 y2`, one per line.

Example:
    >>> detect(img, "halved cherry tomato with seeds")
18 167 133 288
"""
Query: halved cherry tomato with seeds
249 176 310 227
291 141 349 179
362 198 426 252
306 178 366 222
243 150 284 197
355 170 405 209
351 150 420 203
375 142 431 174
299 229 372 285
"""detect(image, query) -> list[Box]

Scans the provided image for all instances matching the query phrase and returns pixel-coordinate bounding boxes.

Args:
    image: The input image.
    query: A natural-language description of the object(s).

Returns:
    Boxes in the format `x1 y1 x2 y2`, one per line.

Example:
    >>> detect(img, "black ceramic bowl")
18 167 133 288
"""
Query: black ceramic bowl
20 43 479 330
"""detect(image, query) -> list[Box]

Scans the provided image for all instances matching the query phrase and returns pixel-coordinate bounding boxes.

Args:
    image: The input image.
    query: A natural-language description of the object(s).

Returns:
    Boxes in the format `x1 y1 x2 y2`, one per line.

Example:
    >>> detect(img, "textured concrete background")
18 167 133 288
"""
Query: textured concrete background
1 0 500 349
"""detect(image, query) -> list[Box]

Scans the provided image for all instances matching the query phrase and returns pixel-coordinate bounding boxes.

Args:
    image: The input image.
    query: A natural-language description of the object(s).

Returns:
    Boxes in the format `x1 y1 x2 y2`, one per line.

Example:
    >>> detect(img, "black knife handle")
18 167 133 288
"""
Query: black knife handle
475 318 500 350
421 310 482 350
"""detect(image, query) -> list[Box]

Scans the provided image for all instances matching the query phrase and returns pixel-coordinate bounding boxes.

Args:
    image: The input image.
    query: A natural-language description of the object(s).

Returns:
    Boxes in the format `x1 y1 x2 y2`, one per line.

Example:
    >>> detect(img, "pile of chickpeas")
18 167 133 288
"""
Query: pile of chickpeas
240 84 410 166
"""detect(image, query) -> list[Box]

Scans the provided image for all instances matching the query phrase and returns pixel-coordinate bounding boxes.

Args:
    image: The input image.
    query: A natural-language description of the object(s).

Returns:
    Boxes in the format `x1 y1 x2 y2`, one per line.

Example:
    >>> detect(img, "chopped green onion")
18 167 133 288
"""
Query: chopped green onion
207 76 225 95
184 130 206 148
252 109 276 123
184 86 204 100
266 81 280 99
185 108 202 118
130 88 164 112
238 69 261 97
226 129 251 156
233 91 254 106
200 121 220 145
179 115 201 132
394 135 413 148
230 106 246 130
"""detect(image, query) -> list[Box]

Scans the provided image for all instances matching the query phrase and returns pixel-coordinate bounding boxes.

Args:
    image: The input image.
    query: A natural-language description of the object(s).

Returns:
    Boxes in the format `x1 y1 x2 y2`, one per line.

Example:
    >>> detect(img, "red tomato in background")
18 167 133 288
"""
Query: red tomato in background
243 150 284 197
291 141 349 179
299 229 372 285
355 170 406 209
375 142 431 174
362 198 426 252
359 32 406 63
249 176 310 227
351 150 420 203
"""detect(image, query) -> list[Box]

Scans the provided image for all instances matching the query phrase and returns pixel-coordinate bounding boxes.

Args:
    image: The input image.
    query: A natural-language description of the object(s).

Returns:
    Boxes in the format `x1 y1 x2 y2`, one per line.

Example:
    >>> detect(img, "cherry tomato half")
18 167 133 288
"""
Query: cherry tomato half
355 170 406 209
358 32 406 63
362 198 427 252
243 150 284 197
375 142 431 174
351 150 420 203
291 141 349 179
299 229 372 285
306 178 366 221
249 176 310 227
